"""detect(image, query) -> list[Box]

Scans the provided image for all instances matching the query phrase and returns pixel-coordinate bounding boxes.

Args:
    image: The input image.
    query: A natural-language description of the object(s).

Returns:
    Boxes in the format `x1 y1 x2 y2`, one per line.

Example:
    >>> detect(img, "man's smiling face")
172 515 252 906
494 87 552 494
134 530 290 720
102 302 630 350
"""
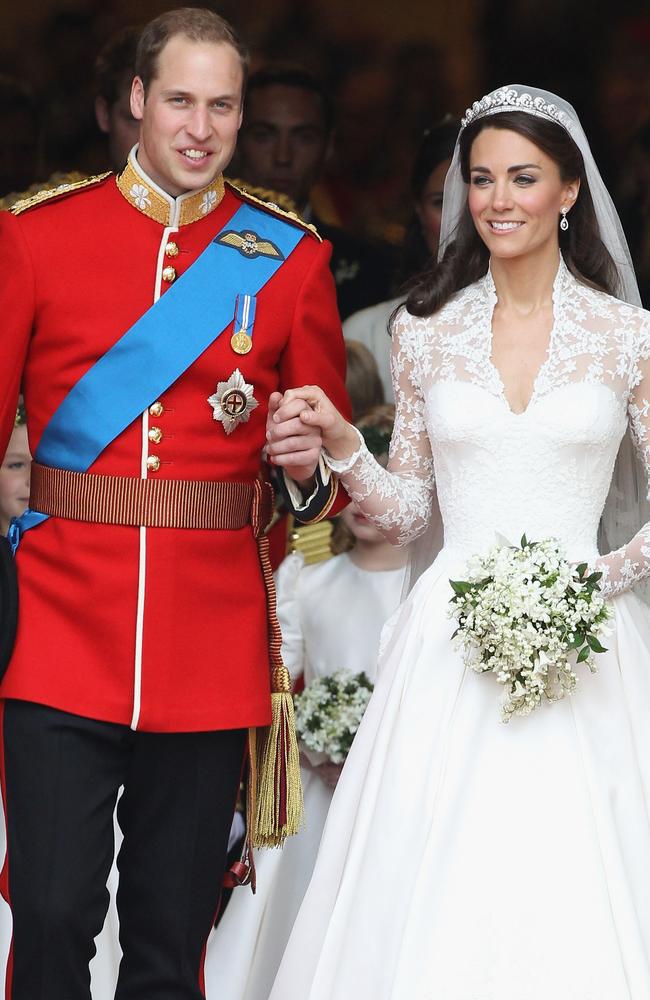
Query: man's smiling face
131 34 244 197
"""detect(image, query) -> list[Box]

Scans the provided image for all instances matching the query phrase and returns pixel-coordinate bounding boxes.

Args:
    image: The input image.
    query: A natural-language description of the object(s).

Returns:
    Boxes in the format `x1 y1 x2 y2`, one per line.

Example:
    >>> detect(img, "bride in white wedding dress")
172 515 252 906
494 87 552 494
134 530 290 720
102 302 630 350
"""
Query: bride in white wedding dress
265 85 650 1000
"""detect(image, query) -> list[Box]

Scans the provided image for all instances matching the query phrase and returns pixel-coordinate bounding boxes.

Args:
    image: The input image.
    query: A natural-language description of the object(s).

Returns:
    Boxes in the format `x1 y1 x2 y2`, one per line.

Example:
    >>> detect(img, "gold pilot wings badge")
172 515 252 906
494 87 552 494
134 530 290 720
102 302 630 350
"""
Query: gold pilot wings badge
216 229 285 260
207 369 259 434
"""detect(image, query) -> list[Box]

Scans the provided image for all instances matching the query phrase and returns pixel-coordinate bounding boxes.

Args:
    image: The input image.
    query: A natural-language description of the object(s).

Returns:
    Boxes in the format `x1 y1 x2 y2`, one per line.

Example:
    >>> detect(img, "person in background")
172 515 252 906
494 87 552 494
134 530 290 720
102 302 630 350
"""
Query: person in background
345 339 385 422
343 119 458 400
205 405 406 1000
0 77 42 205
0 404 30 537
0 9 348 997
0 406 30 994
268 83 650 999
234 66 394 319
94 27 142 174
2 27 141 212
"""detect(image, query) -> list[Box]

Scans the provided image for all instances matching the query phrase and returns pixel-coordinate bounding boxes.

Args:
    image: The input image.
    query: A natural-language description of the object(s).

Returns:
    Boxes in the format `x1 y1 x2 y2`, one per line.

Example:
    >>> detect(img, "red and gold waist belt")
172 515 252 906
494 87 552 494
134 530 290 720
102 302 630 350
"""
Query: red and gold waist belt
29 463 274 535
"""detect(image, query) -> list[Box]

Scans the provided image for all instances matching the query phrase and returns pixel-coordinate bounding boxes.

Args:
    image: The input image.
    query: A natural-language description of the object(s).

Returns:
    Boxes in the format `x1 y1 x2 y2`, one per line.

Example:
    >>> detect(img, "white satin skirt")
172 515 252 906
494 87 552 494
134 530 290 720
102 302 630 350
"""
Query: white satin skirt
269 550 650 1000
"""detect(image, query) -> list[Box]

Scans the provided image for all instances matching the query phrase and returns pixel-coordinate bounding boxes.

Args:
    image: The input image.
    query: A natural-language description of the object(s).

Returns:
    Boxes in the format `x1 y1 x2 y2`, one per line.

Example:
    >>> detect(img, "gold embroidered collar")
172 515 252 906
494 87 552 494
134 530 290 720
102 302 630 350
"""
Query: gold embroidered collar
116 146 225 227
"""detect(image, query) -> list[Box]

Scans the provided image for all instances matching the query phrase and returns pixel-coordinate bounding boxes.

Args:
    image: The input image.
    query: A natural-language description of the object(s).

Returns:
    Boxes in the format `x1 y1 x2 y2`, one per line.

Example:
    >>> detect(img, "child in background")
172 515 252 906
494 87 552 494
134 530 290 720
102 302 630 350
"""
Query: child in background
0 403 31 536
205 405 407 1000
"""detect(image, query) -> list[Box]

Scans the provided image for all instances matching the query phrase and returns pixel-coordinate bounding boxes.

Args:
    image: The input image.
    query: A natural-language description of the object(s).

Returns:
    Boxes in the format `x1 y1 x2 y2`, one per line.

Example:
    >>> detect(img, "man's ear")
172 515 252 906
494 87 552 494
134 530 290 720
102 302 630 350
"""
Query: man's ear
130 76 146 121
94 95 110 134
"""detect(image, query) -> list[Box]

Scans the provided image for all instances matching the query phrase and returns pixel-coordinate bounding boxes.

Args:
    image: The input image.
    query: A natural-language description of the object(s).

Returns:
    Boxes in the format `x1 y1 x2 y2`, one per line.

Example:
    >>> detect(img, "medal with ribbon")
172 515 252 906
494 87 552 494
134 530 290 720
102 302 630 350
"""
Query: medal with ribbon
231 293 256 355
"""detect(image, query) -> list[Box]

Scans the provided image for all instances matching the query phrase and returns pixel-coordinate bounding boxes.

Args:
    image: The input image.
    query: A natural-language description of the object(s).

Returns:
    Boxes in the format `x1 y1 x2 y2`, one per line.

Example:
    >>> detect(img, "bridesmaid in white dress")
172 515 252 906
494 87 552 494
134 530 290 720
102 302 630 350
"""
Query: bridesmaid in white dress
265 86 650 999
205 407 407 1000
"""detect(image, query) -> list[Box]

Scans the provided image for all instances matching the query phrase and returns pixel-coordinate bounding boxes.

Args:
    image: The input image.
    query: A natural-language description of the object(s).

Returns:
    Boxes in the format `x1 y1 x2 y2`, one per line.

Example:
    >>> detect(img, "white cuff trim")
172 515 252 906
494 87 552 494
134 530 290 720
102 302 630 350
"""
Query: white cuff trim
322 425 366 474
283 453 331 512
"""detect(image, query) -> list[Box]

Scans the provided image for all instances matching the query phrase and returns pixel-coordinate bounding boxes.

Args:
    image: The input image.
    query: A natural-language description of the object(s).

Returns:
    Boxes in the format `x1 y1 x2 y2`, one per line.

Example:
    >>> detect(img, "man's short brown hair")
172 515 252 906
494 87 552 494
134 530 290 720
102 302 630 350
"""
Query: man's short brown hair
135 7 248 93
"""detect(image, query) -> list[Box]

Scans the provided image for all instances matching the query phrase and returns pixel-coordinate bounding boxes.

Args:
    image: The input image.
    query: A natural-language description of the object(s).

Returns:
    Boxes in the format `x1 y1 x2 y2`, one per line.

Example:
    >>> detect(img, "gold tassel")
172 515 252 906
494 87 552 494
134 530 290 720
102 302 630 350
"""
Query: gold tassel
244 479 305 854
249 664 304 848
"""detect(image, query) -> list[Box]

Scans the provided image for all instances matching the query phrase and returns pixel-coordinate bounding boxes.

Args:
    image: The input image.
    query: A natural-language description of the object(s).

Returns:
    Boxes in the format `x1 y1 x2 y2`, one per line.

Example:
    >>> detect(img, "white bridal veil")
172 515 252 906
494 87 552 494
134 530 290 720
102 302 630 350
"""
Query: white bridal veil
403 84 648 596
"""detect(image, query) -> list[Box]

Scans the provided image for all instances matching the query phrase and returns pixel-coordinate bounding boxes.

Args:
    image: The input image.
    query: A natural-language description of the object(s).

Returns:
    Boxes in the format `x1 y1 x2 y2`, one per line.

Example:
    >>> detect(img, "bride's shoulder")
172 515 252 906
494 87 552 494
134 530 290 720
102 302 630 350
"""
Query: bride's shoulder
570 277 650 331
391 282 480 346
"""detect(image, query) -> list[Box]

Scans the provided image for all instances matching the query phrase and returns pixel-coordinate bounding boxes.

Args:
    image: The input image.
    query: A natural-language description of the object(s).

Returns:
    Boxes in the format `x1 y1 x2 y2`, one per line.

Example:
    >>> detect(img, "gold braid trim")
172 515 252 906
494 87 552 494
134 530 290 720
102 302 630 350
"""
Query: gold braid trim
295 474 340 525
288 518 334 565
226 178 297 215
226 180 322 242
10 172 112 215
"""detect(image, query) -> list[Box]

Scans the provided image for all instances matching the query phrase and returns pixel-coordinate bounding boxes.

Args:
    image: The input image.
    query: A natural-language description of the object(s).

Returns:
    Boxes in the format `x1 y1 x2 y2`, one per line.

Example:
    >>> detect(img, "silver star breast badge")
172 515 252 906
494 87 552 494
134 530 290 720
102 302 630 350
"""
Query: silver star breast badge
207 368 259 434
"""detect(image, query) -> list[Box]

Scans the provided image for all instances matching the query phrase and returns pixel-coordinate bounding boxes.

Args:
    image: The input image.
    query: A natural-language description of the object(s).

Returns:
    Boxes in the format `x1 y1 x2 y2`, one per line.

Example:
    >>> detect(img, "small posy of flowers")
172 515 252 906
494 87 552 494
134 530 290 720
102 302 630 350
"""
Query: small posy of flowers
449 535 613 723
294 671 374 764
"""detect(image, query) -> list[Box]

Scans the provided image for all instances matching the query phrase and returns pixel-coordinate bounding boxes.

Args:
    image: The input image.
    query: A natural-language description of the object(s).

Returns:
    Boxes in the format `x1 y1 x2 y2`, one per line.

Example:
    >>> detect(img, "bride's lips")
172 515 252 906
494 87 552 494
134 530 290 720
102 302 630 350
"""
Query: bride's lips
487 220 525 234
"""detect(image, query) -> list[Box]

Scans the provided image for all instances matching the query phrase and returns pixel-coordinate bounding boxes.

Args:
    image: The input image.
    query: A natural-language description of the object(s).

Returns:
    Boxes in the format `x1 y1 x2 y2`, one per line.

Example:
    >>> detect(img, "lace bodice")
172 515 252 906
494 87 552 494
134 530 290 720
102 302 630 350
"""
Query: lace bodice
326 260 650 598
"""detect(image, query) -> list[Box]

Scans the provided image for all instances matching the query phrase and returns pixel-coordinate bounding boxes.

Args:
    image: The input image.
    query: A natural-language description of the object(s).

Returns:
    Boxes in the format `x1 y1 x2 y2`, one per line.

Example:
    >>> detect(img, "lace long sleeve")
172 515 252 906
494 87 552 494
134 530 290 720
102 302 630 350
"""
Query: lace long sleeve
324 310 435 545
592 346 650 598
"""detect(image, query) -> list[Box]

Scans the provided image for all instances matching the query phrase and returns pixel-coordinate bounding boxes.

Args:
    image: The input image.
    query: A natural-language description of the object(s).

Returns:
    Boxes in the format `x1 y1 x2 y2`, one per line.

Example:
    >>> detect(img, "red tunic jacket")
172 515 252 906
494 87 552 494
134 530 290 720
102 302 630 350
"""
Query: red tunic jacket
0 156 348 733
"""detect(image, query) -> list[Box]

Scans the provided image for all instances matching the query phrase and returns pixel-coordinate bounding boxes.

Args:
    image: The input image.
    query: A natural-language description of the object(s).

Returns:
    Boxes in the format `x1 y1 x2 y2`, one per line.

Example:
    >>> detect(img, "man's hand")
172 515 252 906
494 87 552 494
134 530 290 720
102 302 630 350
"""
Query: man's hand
268 386 359 464
265 391 323 485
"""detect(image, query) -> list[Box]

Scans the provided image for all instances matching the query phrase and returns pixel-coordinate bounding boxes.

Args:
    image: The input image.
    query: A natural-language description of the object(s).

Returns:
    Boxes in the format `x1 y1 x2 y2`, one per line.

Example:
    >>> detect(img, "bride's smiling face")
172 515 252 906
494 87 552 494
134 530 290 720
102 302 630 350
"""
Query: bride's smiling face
467 127 579 260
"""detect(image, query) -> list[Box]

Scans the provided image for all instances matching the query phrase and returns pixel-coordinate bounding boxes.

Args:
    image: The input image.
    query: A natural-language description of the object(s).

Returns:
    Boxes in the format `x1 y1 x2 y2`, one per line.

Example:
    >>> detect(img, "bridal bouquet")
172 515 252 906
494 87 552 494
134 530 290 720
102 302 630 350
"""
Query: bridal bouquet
449 535 612 722
294 671 374 763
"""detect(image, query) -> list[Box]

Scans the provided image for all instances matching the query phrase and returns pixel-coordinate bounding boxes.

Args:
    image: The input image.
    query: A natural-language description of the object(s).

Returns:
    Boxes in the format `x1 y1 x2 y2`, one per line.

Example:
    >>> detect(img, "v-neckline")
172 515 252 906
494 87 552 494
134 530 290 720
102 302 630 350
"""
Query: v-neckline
483 259 566 417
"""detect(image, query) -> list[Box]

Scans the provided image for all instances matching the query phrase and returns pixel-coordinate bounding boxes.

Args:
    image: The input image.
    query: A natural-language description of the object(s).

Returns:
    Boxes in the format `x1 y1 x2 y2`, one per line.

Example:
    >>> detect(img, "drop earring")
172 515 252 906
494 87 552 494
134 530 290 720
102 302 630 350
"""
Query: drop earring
560 207 569 232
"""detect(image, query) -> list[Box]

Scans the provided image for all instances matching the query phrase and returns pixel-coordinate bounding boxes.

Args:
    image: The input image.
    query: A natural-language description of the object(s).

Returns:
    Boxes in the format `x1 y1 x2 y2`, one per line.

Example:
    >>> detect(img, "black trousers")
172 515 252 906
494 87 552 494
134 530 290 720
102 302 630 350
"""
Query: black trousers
0 699 246 1000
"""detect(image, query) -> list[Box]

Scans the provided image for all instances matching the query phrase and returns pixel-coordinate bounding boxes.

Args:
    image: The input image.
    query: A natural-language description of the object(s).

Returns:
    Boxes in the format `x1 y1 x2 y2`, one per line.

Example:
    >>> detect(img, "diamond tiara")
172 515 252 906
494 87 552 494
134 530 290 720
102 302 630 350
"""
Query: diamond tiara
460 88 572 133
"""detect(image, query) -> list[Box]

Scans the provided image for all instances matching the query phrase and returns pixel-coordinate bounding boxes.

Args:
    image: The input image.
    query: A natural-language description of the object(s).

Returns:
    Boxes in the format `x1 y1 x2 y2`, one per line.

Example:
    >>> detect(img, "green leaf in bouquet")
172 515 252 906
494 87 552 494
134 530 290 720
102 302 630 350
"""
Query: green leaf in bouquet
575 563 588 579
586 571 603 584
520 533 529 548
586 634 608 653
450 579 472 596
567 630 585 648
576 645 591 663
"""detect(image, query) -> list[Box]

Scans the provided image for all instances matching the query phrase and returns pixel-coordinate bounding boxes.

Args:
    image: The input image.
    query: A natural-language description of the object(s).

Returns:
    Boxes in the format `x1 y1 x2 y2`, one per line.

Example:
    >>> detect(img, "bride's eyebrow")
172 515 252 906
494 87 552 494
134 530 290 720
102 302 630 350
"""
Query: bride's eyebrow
470 164 542 173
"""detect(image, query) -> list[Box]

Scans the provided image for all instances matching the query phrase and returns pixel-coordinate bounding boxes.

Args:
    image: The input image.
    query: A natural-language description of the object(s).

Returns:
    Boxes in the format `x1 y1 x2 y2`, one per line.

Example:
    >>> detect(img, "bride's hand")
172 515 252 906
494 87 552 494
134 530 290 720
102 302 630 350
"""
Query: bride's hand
269 385 359 462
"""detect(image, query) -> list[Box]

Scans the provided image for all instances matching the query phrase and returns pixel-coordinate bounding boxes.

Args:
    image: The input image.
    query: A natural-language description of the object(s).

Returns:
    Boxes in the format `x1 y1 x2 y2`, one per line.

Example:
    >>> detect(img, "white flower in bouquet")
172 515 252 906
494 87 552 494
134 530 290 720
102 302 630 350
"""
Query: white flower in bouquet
294 671 374 764
449 535 612 722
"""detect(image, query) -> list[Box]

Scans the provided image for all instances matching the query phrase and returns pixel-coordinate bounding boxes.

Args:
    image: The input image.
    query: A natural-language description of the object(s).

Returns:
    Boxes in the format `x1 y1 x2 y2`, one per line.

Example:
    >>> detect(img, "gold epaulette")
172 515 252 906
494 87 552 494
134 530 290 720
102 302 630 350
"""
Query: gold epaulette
225 179 322 243
9 172 112 216
226 177 297 215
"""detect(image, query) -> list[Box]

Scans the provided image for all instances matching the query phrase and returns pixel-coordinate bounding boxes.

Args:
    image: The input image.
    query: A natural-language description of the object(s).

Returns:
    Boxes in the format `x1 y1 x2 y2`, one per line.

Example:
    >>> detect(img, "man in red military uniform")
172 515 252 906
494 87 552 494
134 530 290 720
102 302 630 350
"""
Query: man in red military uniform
0 9 348 999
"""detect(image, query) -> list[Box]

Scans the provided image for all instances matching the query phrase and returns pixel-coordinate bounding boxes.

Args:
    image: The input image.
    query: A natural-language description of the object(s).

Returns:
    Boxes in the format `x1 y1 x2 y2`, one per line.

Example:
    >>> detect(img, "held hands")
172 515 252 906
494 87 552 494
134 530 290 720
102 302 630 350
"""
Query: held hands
266 386 358 484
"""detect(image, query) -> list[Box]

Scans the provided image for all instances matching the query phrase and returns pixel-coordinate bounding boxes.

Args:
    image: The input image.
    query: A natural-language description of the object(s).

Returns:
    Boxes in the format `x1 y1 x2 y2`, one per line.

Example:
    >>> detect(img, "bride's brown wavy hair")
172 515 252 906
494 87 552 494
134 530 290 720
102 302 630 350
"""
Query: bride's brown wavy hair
403 111 620 319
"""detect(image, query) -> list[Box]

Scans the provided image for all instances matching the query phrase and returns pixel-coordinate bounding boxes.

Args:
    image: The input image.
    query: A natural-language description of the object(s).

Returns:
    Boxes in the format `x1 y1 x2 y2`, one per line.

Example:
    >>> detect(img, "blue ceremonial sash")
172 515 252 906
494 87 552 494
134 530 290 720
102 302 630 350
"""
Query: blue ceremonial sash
9 202 306 552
